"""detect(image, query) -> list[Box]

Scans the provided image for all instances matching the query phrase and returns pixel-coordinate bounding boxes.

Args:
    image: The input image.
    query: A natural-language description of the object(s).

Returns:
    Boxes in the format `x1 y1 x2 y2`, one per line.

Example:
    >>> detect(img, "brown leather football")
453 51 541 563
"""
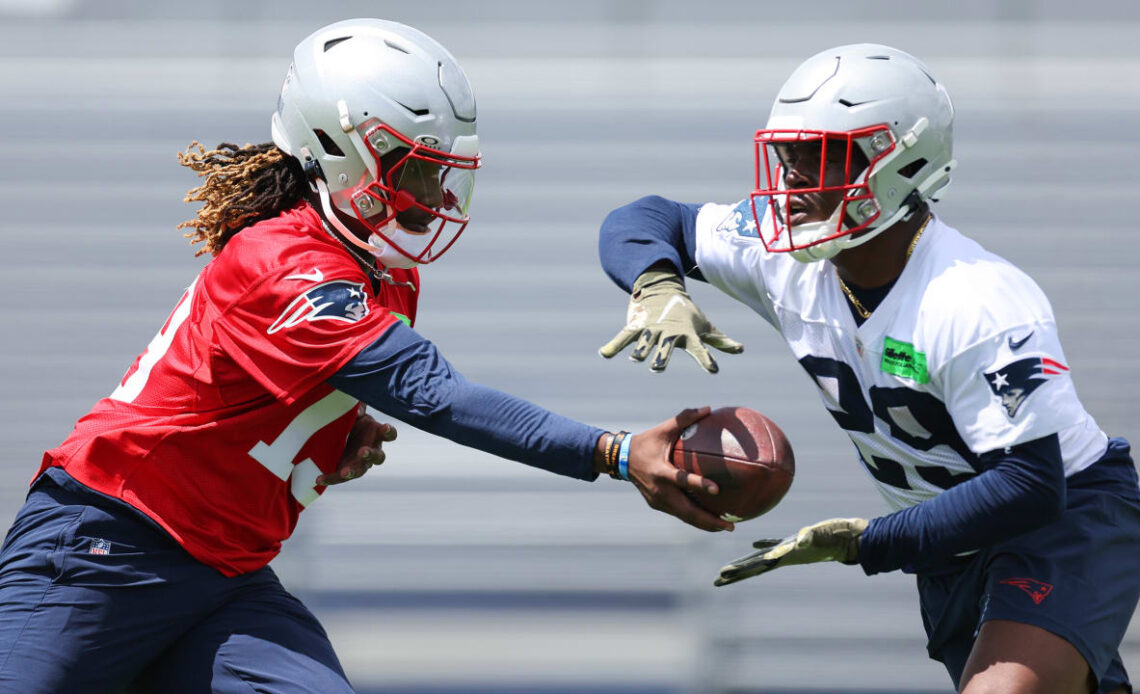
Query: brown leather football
671 406 795 522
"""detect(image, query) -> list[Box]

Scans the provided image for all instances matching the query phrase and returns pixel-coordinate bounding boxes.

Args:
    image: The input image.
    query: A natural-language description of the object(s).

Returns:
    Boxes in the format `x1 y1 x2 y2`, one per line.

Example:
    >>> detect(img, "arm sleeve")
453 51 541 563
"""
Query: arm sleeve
598 195 704 292
857 434 1066 575
327 321 603 481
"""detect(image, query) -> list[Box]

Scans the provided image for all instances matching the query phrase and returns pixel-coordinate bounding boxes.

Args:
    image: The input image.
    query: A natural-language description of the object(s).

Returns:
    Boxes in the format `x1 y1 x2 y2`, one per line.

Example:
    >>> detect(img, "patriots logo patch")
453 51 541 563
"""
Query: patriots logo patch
268 280 369 334
716 199 760 238
984 356 1069 418
998 577 1053 605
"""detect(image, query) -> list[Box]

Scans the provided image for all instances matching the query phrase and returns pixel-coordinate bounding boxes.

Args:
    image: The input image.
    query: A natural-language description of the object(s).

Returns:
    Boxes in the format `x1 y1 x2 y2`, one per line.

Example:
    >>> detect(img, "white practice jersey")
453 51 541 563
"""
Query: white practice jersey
694 199 1108 512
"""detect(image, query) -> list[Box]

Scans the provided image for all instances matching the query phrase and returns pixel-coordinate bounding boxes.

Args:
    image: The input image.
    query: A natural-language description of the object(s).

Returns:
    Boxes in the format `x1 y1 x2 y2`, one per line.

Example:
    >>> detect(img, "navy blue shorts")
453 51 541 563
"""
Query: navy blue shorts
0 470 352 694
917 438 1140 693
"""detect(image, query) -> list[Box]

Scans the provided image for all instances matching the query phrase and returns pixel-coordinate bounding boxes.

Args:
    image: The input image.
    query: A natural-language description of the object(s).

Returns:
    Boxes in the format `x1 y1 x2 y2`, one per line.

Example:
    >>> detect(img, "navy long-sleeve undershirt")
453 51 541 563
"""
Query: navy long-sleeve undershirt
858 434 1066 575
598 194 1070 574
599 195 704 291
328 321 602 481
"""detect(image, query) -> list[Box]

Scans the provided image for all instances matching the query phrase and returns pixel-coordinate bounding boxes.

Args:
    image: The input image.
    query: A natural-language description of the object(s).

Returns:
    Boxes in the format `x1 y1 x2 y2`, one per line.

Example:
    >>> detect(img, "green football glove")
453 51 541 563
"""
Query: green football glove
714 517 869 586
598 269 743 373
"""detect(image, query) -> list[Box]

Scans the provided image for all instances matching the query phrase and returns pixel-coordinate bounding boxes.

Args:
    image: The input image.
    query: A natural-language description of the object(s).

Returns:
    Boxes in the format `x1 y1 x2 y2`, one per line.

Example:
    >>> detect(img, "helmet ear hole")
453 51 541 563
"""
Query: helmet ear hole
314 130 345 158
899 158 928 180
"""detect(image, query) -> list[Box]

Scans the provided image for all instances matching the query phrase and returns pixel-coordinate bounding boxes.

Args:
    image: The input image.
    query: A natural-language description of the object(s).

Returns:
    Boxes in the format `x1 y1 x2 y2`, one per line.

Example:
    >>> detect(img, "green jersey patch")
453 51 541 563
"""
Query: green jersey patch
881 337 929 384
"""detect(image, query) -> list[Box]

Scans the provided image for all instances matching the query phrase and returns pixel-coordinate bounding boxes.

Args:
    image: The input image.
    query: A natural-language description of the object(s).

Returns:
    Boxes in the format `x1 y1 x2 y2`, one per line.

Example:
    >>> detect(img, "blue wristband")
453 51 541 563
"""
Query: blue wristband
617 434 633 481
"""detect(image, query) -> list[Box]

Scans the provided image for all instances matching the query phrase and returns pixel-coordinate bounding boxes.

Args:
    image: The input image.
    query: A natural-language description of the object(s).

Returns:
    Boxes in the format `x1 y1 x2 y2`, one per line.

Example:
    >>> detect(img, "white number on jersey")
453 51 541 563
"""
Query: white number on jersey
110 279 197 403
248 390 358 508
798 354 979 492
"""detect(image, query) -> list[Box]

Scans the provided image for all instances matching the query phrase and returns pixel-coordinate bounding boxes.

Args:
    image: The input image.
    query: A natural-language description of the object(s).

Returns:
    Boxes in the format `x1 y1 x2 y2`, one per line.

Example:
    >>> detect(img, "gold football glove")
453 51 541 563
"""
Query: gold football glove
714 518 868 586
598 269 743 373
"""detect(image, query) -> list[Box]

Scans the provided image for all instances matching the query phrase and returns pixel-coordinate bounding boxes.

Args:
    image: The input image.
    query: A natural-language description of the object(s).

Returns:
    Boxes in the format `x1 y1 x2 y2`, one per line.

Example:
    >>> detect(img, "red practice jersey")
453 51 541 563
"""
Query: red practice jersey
39 203 419 576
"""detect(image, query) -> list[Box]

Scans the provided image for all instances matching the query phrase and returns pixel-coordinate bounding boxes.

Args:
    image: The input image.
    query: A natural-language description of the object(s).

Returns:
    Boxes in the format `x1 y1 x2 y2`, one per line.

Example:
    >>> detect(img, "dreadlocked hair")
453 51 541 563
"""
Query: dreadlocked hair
177 141 309 256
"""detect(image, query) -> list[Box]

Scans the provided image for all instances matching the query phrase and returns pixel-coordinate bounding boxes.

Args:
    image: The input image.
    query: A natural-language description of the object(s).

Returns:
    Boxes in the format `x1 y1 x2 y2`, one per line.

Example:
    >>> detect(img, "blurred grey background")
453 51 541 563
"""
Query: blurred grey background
1 1 1138 692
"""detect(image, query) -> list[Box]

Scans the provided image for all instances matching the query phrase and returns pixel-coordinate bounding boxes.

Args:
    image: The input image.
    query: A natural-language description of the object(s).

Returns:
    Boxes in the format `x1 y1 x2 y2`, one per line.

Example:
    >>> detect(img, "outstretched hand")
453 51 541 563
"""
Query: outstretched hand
599 269 743 373
316 411 398 486
626 406 735 532
714 517 868 586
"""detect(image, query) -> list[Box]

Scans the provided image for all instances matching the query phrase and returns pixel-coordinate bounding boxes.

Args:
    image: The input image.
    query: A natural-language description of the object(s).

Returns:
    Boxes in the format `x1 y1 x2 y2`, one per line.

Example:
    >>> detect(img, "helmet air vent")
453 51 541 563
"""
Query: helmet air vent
899 158 928 180
394 100 430 117
867 55 891 60
384 39 411 55
323 36 351 52
313 130 345 158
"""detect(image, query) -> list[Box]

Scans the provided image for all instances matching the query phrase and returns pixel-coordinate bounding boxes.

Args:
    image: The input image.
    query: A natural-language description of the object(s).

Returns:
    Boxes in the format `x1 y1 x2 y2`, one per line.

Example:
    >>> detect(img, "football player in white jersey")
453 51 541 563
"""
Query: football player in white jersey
597 44 1140 693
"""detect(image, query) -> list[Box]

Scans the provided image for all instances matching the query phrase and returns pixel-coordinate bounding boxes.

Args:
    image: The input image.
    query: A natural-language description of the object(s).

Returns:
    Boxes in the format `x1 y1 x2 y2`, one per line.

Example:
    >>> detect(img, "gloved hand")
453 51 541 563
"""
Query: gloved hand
598 269 743 373
714 517 869 586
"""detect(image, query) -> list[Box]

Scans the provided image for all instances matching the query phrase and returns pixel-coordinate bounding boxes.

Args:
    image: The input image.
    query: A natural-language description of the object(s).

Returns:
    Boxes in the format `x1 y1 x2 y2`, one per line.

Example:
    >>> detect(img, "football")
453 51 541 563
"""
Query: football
671 407 795 522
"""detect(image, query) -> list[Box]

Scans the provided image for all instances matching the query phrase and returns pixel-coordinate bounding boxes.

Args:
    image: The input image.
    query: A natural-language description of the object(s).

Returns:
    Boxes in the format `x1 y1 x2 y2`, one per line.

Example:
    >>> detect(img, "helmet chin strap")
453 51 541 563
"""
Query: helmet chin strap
367 231 422 270
787 205 847 262
788 204 911 263
313 178 422 270
787 184 923 263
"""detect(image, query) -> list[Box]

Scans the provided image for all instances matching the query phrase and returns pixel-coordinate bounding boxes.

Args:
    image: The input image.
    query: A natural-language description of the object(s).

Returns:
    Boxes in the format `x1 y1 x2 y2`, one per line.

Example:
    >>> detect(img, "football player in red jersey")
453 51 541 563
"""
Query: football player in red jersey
0 19 729 694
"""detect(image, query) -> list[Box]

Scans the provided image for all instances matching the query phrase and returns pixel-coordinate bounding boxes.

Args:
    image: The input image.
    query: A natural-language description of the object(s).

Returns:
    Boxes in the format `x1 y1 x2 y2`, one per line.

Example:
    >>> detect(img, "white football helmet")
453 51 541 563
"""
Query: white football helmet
271 19 481 268
751 44 956 262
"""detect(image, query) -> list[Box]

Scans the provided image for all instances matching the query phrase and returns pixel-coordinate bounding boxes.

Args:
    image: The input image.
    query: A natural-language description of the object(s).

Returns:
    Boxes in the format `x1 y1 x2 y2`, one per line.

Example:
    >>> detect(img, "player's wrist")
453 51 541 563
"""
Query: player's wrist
834 518 869 564
592 433 610 475
632 267 684 298
844 534 862 565
593 431 631 480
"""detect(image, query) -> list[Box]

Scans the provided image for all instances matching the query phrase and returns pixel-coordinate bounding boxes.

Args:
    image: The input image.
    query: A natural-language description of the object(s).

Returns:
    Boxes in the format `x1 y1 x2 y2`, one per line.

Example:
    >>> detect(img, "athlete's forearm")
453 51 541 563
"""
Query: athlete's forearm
417 377 603 480
328 322 602 480
858 434 1066 575
599 195 704 292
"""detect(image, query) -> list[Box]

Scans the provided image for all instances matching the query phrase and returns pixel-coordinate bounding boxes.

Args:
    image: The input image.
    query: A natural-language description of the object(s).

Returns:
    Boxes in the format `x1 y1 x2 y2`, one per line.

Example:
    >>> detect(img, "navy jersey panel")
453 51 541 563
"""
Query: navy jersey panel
329 320 603 481
598 195 704 291
915 438 1140 692
0 472 350 694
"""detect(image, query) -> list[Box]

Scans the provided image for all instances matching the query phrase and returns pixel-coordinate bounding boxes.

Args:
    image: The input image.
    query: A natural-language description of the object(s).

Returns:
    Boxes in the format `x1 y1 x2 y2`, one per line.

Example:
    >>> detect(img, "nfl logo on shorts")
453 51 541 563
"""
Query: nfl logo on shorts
89 539 111 555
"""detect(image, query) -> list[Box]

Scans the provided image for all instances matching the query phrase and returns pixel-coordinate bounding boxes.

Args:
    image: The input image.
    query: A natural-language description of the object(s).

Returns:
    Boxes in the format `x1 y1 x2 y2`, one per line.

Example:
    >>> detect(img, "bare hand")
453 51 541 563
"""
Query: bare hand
627 406 735 532
316 412 398 486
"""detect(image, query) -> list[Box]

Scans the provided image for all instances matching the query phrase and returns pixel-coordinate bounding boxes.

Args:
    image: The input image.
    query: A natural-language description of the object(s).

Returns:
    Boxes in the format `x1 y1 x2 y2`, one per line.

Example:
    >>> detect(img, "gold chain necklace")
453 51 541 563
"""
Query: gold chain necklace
837 215 932 320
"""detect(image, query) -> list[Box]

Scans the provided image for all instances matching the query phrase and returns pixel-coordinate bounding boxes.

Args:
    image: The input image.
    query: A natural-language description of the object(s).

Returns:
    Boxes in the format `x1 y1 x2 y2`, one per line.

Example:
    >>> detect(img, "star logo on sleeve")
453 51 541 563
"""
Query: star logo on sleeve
716 208 744 235
984 356 1069 418
716 199 761 238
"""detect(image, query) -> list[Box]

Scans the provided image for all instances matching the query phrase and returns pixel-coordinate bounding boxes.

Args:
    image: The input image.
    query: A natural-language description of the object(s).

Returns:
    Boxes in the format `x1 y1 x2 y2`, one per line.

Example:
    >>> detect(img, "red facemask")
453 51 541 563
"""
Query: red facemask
345 123 481 265
751 125 894 257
